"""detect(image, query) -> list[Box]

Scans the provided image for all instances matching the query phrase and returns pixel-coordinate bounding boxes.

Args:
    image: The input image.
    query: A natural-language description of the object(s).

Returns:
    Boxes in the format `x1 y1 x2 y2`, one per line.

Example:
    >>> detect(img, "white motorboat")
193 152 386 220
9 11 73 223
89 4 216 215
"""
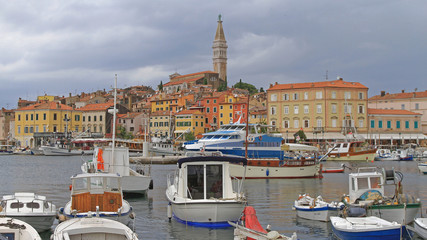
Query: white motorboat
374 149 400 161
330 216 401 240
82 147 153 195
341 167 421 224
0 217 41 240
0 192 56 232
58 172 134 226
229 143 322 179
41 145 93 156
414 218 427 239
0 145 14 155
418 162 427 174
293 194 343 222
52 216 138 240
166 155 247 227
327 141 376 161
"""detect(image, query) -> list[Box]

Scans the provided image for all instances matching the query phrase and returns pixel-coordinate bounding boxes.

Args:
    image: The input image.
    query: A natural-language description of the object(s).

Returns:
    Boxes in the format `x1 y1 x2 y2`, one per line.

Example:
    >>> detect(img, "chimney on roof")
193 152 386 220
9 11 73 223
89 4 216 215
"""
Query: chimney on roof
380 91 386 97
56 102 60 109
275 82 278 85
69 93 72 97
401 90 405 93
270 83 273 88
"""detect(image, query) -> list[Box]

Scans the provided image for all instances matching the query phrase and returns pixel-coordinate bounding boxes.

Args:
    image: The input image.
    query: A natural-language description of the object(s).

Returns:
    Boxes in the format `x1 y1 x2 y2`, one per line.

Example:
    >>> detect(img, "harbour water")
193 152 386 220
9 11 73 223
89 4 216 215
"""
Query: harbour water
1 154 426 239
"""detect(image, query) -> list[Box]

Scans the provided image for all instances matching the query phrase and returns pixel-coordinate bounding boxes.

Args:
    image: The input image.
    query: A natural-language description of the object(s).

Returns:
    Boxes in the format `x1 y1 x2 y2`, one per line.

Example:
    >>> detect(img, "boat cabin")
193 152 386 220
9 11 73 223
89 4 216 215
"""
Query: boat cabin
1 193 55 214
70 173 123 213
329 141 371 154
173 156 247 200
348 167 384 204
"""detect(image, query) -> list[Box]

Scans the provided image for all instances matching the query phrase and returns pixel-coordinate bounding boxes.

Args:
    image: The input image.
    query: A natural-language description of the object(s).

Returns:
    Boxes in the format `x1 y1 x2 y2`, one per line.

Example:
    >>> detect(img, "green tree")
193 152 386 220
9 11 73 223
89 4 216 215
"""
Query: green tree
233 79 258 95
294 129 307 142
184 131 195 141
117 125 134 139
158 81 163 91
259 87 264 92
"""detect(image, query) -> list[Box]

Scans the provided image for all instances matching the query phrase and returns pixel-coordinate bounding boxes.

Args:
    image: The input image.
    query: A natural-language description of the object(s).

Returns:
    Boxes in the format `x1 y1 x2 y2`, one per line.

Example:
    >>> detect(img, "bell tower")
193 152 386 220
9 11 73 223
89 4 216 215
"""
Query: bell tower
212 14 228 81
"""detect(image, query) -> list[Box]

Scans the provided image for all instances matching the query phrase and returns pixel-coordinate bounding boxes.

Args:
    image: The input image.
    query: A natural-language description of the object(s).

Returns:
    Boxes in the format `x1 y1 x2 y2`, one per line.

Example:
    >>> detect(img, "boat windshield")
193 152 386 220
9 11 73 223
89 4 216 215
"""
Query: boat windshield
187 164 223 200
73 176 119 193
219 135 230 140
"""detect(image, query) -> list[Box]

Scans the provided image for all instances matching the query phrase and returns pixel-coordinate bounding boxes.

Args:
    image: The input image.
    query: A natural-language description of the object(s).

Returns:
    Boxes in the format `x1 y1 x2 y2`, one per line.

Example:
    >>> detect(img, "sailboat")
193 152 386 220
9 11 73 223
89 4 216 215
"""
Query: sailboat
81 75 153 195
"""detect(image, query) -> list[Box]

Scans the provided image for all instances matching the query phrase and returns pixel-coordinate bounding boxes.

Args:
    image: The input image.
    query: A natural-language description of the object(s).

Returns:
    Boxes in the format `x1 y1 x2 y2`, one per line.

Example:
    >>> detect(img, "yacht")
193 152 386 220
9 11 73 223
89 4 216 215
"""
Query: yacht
184 123 285 159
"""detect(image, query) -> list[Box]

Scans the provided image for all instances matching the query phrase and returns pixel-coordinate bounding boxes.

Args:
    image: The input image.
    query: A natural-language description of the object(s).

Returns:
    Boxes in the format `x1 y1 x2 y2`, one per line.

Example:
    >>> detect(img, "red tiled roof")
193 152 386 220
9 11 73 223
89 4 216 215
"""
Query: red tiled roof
268 79 368 91
18 102 74 111
78 103 114 111
171 71 215 81
368 108 422 115
163 76 204 87
369 90 427 100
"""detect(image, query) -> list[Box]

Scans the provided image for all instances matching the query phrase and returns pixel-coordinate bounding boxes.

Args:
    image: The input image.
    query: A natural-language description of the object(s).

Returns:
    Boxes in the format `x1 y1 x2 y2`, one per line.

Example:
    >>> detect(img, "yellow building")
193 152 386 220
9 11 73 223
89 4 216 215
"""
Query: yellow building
151 95 177 113
149 111 173 139
267 78 369 140
218 94 239 126
174 110 204 140
15 101 82 147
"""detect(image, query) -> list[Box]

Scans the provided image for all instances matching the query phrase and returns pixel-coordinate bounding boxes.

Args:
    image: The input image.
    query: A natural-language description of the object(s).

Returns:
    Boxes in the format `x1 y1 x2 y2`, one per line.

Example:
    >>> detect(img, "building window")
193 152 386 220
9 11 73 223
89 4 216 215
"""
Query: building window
316 119 322 127
415 103 419 110
18 126 21 134
229 113 232 118
396 121 401 129
284 106 289 114
316 104 322 114
213 107 217 113
358 105 364 114
359 119 364 128
207 100 210 104
294 106 299 114
43 125 47 132
401 104 405 110
43 113 46 120
304 119 309 128
88 116 91 121
344 104 352 114
271 107 276 115
229 105 232 110
271 120 276 126
358 92 363 100
282 94 289 101
405 121 409 129
304 92 308 100
378 120 383 128
332 91 336 99
24 126 28 133
332 104 337 114
35 126 38 133
36 114 38 120
387 120 391 128
207 107 210 113
76 126 79 131
293 93 299 100
332 119 337 128
370 120 375 128
18 115 21 121
83 116 86 122
53 113 57 121
100 115 102 121
270 94 277 101
25 114 28 121
283 120 289 128
214 100 216 103
294 119 299 128
220 113 223 118
344 92 351 100
304 105 309 114
93 126 97 132
415 121 419 129
94 116 97 121
316 91 322 99
220 106 223 110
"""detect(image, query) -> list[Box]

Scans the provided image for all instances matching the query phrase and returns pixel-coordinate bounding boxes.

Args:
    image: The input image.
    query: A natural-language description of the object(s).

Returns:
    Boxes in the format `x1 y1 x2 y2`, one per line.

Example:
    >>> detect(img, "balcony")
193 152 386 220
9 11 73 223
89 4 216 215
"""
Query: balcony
312 127 324 133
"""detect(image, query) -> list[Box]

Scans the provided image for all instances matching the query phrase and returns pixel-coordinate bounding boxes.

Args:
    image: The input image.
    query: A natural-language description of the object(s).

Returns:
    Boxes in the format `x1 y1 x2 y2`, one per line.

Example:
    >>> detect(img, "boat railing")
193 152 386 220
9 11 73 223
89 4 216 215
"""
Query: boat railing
135 163 151 177
230 176 244 199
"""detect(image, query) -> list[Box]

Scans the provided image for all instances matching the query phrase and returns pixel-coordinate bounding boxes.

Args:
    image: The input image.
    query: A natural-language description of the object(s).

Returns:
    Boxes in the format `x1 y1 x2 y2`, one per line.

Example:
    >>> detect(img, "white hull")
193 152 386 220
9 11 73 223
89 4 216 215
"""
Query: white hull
366 204 420 224
62 201 133 226
121 173 152 194
295 207 338 222
418 163 427 174
415 218 427 239
52 217 138 240
229 163 320 179
0 218 41 240
170 200 245 223
42 146 93 156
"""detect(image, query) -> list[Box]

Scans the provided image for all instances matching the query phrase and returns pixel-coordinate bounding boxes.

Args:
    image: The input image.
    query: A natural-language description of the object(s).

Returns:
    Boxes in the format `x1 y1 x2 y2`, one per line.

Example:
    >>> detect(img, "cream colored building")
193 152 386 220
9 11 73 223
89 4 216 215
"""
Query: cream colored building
78 103 114 135
150 111 173 139
368 90 427 134
267 78 369 140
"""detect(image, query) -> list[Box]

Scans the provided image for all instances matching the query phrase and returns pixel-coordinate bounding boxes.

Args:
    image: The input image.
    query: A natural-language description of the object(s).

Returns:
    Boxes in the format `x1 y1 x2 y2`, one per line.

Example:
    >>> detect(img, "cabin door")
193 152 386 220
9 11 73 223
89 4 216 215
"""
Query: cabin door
186 164 223 199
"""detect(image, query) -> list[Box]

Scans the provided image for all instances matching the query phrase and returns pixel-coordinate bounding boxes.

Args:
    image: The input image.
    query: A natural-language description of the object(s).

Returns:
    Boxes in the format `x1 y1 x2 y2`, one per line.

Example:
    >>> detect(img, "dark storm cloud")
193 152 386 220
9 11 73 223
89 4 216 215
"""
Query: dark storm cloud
1 0 426 108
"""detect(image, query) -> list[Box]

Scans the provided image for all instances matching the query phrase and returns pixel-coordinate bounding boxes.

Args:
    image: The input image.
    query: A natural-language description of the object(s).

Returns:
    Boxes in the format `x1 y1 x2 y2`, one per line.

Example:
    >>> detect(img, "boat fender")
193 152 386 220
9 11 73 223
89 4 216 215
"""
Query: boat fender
167 203 172 220
58 214 66 222
149 179 154 190
129 212 136 219
266 169 269 176
69 185 72 191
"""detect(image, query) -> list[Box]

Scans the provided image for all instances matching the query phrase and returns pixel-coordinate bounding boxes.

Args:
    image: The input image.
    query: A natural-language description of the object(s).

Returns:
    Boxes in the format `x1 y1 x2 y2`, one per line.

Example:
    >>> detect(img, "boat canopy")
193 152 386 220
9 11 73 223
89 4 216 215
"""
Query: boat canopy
178 156 247 168
281 143 319 152
71 172 121 179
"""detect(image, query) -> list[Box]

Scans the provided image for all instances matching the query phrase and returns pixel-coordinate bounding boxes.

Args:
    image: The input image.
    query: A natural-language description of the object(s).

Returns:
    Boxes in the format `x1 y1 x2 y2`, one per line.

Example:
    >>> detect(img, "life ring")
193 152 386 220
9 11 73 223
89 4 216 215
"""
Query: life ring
247 135 255 142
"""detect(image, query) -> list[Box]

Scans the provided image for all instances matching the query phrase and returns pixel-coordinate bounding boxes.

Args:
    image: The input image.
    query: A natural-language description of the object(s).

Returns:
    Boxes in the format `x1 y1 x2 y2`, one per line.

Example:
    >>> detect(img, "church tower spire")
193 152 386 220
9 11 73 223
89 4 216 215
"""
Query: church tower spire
212 14 228 81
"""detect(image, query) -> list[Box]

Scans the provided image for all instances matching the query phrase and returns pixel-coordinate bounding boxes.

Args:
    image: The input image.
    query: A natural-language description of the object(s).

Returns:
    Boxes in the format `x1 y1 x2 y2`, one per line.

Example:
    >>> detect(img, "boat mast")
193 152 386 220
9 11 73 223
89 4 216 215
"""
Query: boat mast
112 74 117 162
245 93 249 158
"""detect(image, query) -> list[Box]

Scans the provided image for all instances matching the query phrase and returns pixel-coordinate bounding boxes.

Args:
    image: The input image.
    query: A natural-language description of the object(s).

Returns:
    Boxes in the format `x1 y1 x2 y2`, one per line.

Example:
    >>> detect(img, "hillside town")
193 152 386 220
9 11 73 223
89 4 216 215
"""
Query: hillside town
1 17 426 152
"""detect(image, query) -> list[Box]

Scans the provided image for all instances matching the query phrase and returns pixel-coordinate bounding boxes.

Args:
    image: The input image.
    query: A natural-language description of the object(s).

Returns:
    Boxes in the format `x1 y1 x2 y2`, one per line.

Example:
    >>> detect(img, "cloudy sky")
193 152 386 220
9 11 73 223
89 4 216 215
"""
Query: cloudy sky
1 0 426 109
